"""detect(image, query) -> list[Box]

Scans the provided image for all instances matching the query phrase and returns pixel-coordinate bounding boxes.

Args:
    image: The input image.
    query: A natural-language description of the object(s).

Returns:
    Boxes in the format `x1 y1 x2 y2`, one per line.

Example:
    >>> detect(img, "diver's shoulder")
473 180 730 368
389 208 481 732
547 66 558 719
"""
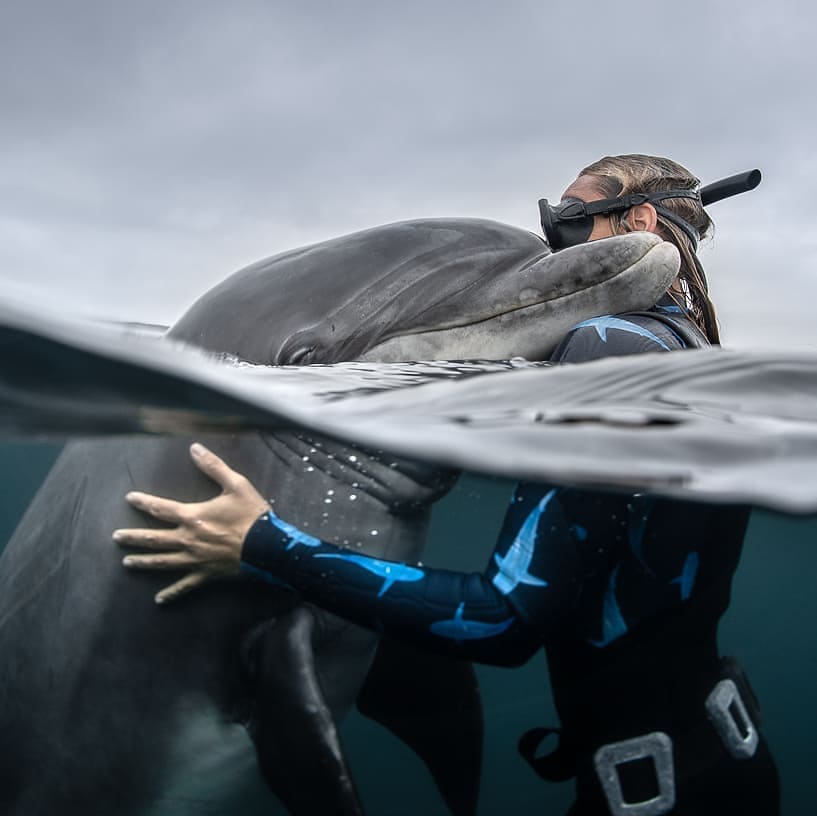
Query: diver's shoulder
551 309 693 363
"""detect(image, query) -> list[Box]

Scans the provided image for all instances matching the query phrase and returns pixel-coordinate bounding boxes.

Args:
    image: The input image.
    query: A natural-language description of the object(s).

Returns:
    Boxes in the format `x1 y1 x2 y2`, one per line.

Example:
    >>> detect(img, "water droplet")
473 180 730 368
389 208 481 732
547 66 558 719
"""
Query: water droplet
306 466 314 472
301 455 310 462
324 498 332 504
349 494 357 501
370 530 379 536
327 489 335 496
352 482 359 488
348 455 358 463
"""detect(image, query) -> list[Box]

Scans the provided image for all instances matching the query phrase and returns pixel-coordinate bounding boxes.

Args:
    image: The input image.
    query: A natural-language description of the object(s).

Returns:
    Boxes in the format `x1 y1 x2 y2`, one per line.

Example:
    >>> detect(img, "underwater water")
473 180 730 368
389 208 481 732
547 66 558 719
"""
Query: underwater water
1 442 815 814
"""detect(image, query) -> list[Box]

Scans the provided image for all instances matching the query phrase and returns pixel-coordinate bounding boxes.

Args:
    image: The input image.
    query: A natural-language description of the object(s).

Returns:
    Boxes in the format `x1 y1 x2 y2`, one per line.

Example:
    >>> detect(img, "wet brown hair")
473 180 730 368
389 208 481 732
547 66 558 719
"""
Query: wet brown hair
578 154 719 344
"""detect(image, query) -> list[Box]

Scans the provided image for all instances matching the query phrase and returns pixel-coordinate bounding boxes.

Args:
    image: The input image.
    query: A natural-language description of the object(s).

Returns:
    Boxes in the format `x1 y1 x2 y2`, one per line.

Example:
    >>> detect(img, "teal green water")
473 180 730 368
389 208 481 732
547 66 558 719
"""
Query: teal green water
1 444 815 813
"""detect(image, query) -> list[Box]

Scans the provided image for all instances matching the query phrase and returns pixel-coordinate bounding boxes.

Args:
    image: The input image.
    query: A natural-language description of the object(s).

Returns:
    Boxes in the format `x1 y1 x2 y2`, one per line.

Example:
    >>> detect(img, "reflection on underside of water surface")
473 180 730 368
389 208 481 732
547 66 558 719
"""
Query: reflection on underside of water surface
0 442 814 814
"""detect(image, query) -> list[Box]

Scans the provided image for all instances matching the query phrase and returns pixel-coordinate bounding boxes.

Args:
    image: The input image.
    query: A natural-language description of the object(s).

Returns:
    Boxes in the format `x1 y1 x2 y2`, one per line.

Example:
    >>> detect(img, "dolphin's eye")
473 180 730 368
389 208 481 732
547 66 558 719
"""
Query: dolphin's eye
287 346 315 365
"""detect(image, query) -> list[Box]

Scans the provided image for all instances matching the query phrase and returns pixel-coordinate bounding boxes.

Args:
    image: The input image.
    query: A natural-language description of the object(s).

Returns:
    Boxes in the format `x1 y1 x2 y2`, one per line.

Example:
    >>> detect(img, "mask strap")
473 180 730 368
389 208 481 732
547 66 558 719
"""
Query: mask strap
652 204 700 248
578 189 701 247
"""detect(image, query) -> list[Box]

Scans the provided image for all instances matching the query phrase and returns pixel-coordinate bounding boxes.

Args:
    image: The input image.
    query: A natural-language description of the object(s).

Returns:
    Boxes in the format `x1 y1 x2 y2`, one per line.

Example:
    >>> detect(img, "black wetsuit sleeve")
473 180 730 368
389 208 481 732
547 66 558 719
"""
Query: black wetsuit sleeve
240 308 696 667
241 510 543 667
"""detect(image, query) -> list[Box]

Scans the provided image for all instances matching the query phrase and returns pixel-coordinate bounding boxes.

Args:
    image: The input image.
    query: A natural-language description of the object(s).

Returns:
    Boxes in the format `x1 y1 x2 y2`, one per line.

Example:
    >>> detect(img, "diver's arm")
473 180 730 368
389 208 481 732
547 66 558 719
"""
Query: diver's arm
239 508 542 667
238 476 590 667
115 445 550 667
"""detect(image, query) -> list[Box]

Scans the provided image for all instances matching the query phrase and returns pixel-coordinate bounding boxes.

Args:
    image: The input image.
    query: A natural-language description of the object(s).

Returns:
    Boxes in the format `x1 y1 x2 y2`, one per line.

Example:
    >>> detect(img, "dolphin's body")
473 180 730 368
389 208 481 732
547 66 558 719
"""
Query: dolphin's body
0 219 677 815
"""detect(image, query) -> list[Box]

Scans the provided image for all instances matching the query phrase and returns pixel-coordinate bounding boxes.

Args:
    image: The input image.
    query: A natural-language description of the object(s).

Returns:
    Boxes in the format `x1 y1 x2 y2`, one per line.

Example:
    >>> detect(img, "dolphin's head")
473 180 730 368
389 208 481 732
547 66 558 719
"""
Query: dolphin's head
353 229 679 363
170 218 679 364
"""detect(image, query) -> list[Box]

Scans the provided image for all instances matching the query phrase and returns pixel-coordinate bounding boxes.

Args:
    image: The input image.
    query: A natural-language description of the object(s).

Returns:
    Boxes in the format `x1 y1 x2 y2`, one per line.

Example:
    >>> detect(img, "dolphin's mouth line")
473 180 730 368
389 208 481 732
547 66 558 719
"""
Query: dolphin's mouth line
369 244 663 347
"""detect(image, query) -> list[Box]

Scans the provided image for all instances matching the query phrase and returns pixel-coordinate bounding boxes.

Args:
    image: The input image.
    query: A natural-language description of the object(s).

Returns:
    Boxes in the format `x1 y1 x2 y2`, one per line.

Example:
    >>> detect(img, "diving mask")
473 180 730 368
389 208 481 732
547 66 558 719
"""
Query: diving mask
538 169 761 251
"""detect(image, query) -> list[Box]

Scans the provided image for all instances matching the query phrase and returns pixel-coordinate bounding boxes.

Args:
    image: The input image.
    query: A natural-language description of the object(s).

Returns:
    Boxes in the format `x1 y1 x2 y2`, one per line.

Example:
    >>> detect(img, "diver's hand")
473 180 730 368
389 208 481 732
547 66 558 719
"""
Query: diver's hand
113 443 270 605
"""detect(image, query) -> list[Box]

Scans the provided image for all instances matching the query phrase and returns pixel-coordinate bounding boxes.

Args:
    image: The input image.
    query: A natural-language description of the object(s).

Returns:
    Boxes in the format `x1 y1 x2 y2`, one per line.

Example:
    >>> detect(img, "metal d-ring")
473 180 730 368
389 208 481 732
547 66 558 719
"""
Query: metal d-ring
705 677 759 760
593 731 676 816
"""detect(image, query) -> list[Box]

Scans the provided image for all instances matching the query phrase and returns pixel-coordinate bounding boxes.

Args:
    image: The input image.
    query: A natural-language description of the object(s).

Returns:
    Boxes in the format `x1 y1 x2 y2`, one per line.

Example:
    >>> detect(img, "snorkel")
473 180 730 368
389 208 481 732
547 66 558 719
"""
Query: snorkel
539 169 762 251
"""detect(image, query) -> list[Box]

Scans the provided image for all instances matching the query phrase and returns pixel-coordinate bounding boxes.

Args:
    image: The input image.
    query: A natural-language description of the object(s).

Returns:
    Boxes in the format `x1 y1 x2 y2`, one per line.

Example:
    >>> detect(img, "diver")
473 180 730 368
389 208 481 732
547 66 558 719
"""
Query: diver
114 154 779 815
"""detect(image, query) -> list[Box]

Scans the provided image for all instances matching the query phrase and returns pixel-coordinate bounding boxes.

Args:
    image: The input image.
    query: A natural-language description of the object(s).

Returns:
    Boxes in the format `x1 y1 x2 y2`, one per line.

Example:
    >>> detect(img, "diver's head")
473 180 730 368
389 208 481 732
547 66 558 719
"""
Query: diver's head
548 154 719 343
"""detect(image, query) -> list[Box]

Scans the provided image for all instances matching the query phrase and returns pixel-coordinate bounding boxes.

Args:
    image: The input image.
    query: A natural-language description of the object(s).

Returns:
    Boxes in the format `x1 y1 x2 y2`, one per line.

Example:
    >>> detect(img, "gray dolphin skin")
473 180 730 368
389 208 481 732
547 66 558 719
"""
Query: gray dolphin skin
0 219 677 815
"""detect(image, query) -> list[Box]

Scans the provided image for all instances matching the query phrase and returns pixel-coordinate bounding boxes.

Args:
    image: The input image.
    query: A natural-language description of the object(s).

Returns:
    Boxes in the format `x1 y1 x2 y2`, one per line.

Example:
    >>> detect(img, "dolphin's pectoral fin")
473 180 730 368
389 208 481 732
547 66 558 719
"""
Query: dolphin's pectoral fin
356 637 483 816
242 607 364 816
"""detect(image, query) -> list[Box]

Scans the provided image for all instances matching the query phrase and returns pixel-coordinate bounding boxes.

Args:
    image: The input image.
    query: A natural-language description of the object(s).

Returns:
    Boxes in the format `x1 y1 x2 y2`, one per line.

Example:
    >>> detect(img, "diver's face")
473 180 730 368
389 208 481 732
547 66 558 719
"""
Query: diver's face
562 174 679 296
560 175 618 242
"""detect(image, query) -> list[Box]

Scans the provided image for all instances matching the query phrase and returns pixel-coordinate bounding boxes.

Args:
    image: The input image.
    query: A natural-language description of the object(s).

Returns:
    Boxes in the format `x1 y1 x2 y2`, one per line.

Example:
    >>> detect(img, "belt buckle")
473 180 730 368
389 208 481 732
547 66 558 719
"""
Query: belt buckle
593 731 676 816
705 677 759 759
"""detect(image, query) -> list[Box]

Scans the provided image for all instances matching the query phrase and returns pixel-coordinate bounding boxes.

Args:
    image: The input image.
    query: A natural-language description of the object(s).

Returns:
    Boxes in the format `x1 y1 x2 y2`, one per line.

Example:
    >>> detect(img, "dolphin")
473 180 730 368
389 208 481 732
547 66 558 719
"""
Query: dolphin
0 219 678 815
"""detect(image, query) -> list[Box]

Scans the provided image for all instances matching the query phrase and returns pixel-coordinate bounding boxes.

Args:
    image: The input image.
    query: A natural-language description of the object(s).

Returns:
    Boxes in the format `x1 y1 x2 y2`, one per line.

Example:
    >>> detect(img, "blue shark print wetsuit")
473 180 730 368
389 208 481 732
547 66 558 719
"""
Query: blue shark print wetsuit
241 301 780 816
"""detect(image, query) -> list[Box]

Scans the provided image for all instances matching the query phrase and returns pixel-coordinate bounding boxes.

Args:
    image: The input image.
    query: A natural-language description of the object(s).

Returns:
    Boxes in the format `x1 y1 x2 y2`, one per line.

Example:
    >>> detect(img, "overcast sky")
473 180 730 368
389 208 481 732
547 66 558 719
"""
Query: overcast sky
1 0 814 350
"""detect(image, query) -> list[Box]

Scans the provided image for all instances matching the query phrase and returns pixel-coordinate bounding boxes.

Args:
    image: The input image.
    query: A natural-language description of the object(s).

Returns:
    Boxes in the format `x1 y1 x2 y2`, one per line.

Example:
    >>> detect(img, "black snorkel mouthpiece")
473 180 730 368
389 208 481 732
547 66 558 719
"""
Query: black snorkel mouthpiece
539 168 762 251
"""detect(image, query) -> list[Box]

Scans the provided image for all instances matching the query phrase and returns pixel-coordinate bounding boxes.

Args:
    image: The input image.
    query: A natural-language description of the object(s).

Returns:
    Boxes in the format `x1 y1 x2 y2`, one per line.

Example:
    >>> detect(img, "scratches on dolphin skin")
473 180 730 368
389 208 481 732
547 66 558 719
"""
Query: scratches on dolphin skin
429 603 516 642
589 566 628 648
491 491 553 595
268 431 445 513
257 433 292 469
125 461 137 492
672 551 699 602
0 558 65 632
312 552 424 596
267 510 323 549
572 315 671 350
0 474 88 631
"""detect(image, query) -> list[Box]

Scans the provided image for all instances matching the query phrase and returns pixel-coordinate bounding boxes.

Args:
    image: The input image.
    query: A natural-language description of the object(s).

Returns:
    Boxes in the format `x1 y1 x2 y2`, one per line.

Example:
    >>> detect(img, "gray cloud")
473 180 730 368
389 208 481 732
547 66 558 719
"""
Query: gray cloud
0 0 813 348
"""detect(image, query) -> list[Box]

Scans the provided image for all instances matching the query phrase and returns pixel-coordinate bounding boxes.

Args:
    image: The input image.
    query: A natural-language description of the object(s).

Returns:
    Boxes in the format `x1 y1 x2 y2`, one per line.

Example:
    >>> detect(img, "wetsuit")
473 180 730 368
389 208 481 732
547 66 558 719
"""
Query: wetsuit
241 301 780 815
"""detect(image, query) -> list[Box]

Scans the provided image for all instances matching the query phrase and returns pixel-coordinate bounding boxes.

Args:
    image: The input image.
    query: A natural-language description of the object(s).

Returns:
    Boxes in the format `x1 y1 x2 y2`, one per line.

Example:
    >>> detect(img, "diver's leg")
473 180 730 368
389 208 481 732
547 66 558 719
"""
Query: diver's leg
357 637 483 816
